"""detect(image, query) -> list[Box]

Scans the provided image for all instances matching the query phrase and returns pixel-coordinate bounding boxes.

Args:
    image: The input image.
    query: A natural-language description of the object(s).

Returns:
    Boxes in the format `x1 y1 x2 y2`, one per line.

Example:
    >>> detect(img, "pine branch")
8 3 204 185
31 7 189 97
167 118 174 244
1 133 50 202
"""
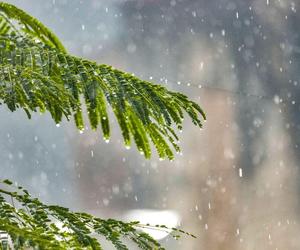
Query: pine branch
0 179 194 250
0 31 205 159
0 2 205 159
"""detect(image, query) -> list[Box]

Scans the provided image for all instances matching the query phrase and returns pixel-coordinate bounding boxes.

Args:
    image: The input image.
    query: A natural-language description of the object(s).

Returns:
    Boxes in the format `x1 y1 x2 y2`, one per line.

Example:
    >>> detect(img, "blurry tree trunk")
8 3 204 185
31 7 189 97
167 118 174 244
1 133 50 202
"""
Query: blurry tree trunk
198 91 239 250
169 90 239 250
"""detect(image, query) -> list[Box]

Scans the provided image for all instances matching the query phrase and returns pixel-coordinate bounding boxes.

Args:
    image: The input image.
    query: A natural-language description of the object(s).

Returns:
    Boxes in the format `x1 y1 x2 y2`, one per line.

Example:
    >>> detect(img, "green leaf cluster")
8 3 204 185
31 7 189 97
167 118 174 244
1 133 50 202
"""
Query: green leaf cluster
0 180 195 250
0 2 204 249
0 2 205 160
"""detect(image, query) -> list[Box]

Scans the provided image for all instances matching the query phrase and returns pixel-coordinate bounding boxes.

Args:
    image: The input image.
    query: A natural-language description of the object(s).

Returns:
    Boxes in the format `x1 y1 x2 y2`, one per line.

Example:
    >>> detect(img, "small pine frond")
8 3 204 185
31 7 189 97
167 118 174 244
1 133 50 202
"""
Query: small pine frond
0 180 194 249
0 3 206 159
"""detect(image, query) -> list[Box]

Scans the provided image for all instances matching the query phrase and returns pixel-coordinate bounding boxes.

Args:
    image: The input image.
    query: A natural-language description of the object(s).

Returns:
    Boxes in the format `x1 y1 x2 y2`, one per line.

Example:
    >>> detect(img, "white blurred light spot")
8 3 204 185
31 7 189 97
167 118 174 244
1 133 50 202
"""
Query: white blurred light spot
124 209 180 240
0 231 14 249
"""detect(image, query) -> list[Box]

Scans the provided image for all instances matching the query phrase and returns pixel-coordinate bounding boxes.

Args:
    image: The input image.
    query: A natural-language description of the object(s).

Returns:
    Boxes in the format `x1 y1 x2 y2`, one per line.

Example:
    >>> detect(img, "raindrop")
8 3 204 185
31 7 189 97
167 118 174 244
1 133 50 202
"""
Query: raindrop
291 2 296 13
105 139 110 143
8 153 13 160
239 168 243 177
112 185 120 194
103 198 109 206
170 0 176 6
199 62 204 70
18 152 23 159
273 95 281 104
56 124 60 127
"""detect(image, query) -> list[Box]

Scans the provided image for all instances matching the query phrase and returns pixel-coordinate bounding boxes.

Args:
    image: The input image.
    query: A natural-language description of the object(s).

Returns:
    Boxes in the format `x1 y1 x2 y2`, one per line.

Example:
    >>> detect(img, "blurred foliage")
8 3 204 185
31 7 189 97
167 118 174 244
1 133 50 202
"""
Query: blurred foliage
0 2 204 249
0 179 195 249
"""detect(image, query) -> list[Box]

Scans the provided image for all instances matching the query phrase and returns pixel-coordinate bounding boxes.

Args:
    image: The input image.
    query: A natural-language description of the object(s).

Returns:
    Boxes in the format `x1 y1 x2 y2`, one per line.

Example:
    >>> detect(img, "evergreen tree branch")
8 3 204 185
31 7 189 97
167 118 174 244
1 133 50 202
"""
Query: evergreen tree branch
0 2 206 159
0 180 194 250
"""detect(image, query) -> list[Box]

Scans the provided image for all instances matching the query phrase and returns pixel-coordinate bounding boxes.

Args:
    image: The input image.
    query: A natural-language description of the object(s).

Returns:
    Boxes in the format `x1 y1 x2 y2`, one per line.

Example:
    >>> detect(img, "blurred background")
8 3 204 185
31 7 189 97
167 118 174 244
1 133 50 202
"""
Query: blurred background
1 0 300 249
